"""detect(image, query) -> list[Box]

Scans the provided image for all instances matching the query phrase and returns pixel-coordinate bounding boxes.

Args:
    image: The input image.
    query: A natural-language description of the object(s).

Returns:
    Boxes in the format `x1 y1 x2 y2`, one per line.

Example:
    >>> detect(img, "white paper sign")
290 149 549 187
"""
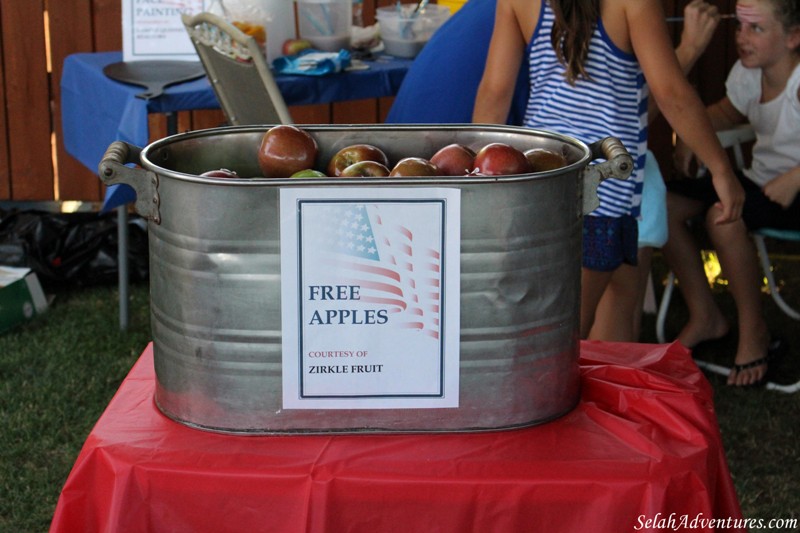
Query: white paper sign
280 188 461 409
122 0 211 62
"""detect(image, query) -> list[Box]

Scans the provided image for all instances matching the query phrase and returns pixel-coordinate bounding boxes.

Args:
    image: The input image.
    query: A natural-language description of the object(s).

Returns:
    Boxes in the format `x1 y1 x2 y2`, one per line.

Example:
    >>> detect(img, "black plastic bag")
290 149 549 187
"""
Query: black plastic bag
0 209 149 288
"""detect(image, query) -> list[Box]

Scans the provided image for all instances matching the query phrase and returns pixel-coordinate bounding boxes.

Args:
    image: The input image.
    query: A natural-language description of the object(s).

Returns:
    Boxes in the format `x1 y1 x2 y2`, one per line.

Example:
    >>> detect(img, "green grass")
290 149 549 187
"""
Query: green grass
643 250 800 527
0 282 151 532
1 250 799 531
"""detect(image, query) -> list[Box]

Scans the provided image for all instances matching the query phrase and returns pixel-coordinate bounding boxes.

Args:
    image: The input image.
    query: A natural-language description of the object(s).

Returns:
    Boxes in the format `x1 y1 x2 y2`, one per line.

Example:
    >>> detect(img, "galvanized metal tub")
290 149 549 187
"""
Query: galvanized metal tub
99 124 632 434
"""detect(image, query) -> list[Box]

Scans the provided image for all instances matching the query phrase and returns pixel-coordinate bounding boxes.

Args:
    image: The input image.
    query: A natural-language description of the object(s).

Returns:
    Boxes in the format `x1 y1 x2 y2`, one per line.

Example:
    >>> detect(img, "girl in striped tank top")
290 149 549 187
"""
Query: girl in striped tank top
474 0 745 340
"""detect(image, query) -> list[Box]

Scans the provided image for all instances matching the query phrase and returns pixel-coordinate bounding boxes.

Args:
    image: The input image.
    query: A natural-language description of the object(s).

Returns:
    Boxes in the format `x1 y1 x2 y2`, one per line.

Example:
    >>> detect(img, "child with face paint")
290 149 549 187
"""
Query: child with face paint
664 0 800 386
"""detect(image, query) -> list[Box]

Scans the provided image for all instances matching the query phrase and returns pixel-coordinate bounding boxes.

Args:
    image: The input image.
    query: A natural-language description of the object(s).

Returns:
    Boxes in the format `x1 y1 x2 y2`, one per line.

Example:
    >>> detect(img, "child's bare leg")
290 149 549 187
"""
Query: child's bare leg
632 247 654 341
706 208 770 386
581 267 614 339
589 262 641 342
661 192 730 347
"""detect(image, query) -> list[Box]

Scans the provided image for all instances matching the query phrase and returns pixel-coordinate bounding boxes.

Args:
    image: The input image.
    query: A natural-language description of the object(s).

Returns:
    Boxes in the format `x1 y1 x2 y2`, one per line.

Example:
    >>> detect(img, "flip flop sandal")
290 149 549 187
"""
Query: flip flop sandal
730 337 785 388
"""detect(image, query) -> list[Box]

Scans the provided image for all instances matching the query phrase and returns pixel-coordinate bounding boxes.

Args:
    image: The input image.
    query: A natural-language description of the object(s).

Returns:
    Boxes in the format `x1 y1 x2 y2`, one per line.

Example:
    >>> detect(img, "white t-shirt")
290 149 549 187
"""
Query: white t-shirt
726 60 800 187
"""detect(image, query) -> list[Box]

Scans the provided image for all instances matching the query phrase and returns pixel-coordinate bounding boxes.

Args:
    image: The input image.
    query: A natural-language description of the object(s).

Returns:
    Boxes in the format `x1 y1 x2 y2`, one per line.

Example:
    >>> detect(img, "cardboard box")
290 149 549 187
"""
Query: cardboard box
0 266 48 334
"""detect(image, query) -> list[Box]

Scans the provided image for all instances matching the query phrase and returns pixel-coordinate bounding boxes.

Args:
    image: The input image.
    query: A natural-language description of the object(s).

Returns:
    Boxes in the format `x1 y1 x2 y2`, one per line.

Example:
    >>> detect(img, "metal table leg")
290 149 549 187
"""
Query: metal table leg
116 112 178 330
118 206 129 330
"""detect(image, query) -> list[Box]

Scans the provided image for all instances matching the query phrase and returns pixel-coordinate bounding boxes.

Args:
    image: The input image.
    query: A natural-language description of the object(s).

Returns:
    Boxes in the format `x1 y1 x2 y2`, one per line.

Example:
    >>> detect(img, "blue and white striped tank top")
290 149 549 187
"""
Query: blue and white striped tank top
524 2 647 218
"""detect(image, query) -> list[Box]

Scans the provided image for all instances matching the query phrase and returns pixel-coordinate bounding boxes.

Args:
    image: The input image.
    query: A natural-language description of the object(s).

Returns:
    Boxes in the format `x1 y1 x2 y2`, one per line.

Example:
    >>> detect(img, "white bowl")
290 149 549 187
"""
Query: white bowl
376 4 450 58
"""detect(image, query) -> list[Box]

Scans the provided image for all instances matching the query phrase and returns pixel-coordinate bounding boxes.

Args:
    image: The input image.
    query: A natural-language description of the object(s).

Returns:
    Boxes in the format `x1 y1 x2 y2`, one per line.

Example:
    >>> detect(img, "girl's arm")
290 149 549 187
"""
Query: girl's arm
674 0 721 73
705 97 748 130
767 81 800 207
763 166 800 209
626 0 744 224
673 97 747 173
648 0 721 122
472 0 527 123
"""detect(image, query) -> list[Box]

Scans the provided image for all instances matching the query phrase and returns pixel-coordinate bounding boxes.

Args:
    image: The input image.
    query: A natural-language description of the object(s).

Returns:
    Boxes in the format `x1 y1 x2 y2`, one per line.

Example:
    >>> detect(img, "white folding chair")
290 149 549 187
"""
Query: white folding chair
655 125 800 393
182 12 292 126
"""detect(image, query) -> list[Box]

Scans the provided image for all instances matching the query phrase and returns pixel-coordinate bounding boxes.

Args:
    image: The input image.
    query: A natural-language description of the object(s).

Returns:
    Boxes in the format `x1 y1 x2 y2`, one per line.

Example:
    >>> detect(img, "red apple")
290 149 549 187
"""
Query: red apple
282 38 313 56
339 161 391 177
258 125 319 179
430 143 476 176
200 168 239 178
473 143 532 176
389 157 439 177
524 148 568 172
327 144 390 177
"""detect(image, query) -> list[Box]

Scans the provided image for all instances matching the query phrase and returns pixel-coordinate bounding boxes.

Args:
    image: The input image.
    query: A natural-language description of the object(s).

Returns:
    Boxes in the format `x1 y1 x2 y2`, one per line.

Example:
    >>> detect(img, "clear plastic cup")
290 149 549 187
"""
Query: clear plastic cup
296 0 352 52
376 4 450 58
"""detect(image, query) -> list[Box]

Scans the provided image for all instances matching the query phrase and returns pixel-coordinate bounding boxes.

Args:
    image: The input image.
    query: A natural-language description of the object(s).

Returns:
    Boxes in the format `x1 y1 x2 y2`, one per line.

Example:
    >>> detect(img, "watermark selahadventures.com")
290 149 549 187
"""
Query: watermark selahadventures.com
635 513 799 530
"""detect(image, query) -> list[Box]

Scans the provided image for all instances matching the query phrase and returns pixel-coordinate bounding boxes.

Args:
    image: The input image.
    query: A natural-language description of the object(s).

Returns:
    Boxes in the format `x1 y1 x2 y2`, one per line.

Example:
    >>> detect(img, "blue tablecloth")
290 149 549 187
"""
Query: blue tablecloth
60 51 411 210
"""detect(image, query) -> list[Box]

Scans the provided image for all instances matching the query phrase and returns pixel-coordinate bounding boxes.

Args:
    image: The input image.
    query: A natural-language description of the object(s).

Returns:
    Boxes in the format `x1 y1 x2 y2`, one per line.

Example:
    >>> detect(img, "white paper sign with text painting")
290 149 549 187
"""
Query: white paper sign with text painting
280 188 461 409
122 0 211 62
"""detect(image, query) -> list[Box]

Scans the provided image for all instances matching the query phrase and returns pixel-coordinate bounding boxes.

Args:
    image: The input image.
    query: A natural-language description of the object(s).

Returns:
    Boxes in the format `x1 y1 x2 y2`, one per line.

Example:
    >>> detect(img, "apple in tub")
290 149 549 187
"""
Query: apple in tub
291 169 327 178
473 143 532 176
258 125 319 178
340 161 391 177
389 157 439 177
327 144 390 177
524 148 569 172
200 168 240 178
430 143 476 176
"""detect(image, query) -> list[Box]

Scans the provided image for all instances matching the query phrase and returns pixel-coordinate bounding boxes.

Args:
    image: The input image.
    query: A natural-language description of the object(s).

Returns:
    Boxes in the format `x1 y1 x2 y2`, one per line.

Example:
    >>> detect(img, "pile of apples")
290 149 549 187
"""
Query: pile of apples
201 125 568 179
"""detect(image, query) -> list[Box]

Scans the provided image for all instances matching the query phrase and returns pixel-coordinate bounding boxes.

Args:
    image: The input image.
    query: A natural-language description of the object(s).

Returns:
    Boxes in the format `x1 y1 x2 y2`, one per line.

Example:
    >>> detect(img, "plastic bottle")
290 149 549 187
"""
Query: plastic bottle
352 0 364 27
259 0 297 62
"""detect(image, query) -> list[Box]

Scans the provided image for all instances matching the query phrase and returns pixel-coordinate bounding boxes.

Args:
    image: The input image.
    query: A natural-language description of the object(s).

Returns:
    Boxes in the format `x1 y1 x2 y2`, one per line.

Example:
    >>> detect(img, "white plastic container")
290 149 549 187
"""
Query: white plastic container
261 0 297 62
296 0 353 51
377 3 450 58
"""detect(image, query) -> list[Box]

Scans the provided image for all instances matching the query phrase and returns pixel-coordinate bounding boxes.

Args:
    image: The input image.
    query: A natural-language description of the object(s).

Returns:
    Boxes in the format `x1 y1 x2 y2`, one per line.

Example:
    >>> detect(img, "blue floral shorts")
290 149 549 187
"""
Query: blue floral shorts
583 215 639 271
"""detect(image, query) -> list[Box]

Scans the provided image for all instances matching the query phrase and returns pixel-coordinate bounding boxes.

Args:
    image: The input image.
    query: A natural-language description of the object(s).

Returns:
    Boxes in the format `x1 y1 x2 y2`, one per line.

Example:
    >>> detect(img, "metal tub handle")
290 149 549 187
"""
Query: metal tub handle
99 141 161 224
581 137 634 215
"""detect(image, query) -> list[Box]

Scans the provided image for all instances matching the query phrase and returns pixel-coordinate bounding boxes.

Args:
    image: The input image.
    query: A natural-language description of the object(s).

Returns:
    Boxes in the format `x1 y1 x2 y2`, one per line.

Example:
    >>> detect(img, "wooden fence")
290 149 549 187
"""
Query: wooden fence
0 0 739 203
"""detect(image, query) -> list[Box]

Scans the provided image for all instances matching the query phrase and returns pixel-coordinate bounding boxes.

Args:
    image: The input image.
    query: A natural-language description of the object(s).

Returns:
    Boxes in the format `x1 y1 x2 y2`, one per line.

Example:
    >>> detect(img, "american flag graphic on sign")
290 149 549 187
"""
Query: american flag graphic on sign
304 202 443 339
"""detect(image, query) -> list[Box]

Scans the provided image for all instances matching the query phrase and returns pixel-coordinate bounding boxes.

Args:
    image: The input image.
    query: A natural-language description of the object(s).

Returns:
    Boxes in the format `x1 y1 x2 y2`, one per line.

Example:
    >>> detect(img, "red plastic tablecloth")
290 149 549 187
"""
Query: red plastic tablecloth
50 341 743 533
